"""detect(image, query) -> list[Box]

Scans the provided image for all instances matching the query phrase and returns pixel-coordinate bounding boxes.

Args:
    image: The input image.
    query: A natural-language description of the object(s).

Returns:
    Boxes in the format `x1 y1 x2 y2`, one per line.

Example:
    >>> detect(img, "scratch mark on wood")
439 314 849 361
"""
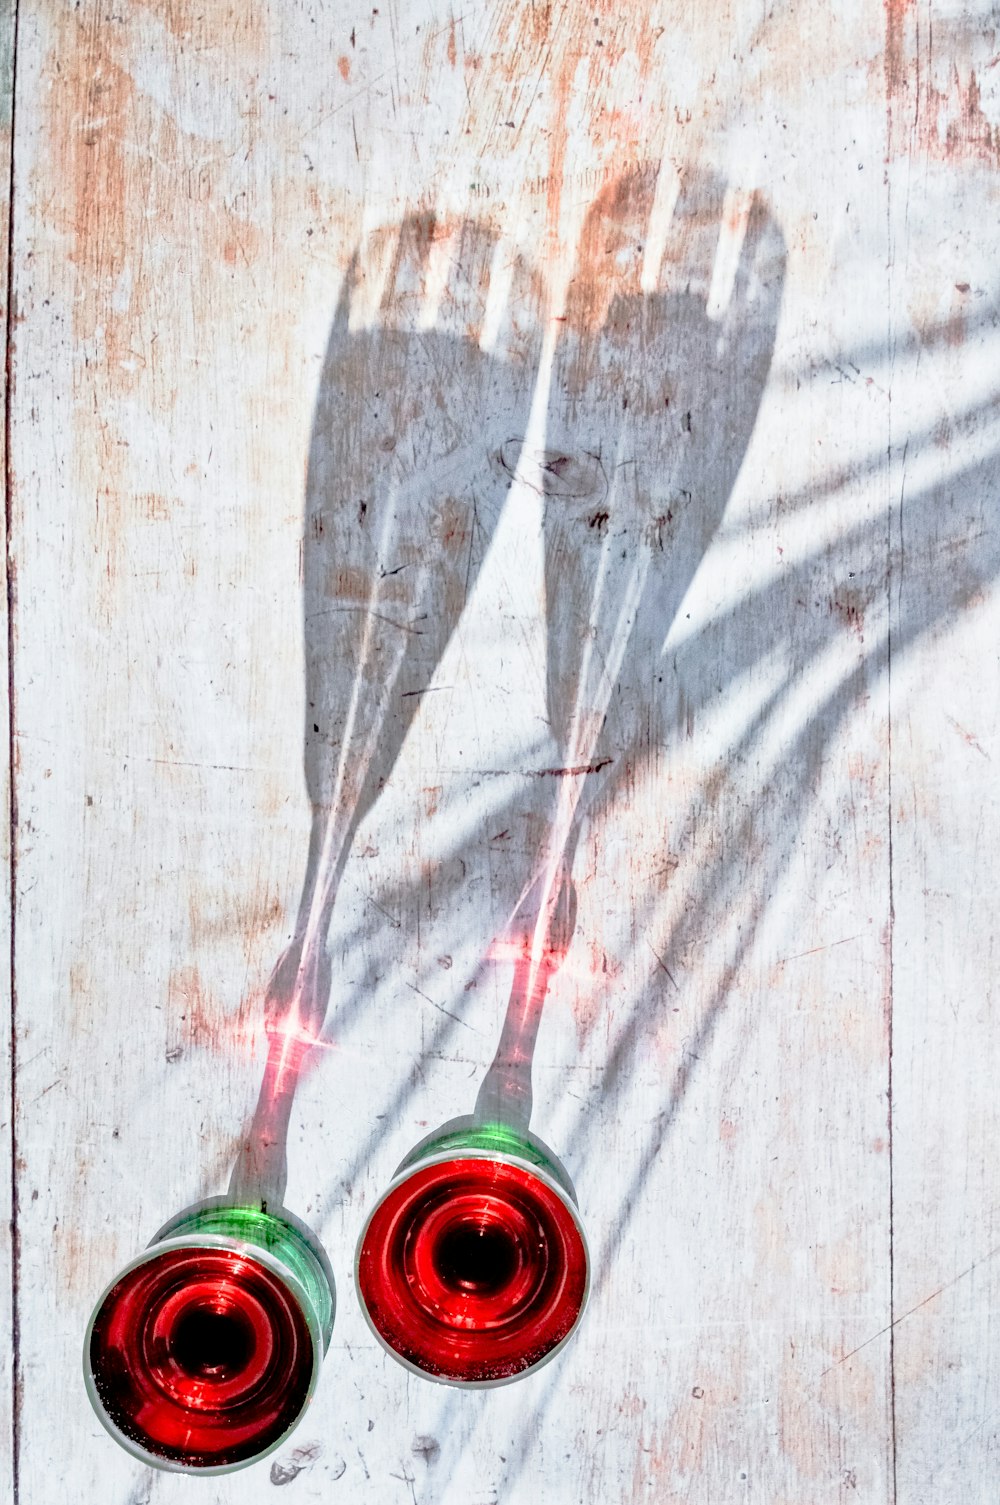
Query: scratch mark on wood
478 758 613 779
405 980 480 1034
822 1239 1000 1375
778 934 863 964
647 941 678 992
945 715 990 760
367 897 401 929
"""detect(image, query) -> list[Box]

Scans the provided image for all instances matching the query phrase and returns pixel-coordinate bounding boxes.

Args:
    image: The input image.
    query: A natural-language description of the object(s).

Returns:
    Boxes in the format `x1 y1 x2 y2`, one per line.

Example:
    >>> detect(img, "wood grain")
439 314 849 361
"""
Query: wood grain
886 7 1000 1500
0 0 14 1497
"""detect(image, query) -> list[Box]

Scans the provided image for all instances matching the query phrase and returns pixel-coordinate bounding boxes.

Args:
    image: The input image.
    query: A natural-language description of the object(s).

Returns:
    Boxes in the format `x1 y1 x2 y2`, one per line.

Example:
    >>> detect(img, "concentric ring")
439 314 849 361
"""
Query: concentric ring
87 1240 317 1470
357 1153 589 1384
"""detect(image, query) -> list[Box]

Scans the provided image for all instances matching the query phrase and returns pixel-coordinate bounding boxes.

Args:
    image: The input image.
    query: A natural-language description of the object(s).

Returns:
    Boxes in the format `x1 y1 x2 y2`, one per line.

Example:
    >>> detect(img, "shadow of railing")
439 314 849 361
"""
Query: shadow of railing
216 155 1000 1495
474 344 1000 1492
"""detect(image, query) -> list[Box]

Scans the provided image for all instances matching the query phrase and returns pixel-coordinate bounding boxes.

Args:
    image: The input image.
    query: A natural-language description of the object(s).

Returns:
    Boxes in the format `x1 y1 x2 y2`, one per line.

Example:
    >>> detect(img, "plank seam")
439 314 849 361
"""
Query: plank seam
3 3 20 1501
886 481 897 1505
885 236 901 1505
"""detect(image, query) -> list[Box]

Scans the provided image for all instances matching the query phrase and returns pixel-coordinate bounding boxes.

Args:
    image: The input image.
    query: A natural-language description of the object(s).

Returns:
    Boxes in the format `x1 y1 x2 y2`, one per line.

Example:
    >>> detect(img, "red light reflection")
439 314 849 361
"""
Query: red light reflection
89 1246 315 1469
357 1157 588 1383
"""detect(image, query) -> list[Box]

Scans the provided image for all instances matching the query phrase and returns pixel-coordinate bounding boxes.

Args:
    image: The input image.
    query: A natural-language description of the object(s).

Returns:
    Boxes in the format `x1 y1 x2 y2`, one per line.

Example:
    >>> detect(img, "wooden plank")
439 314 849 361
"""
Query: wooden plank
7 0 910 1499
0 0 15 1497
10 4 347 1496
886 5 1000 1499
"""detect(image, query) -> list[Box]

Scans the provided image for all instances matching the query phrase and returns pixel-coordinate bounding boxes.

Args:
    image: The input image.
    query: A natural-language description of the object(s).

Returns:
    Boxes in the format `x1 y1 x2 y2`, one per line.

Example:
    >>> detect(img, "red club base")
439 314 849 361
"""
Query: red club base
85 1209 331 1473
356 1146 589 1385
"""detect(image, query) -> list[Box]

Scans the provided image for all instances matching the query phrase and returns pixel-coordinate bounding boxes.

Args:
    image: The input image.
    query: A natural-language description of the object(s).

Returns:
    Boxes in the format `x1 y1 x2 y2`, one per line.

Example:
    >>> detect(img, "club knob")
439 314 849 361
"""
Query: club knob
356 1122 588 1385
84 1202 334 1473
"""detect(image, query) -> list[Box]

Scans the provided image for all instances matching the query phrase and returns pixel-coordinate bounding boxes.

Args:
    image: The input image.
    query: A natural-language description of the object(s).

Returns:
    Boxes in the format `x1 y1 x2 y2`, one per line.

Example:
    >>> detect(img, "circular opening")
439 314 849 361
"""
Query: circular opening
87 1245 318 1469
170 1306 255 1379
436 1224 518 1295
357 1156 589 1383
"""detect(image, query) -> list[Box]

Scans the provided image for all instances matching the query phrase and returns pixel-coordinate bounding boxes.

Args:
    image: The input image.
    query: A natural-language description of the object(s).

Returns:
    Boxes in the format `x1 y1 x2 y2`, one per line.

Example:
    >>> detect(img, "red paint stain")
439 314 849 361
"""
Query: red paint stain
885 4 1000 166
831 588 866 641
927 67 1000 167
338 54 350 81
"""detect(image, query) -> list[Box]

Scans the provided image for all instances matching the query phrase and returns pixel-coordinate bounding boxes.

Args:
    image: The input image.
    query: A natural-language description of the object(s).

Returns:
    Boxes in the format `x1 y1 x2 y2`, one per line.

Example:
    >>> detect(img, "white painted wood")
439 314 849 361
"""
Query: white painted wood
8 1 994 1500
886 6 1000 1500
0 3 12 1498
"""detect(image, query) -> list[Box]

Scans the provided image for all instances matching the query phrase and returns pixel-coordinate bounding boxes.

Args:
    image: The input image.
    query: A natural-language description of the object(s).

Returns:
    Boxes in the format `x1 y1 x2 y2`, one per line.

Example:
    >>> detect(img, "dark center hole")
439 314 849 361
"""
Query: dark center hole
436 1224 518 1295
170 1307 254 1378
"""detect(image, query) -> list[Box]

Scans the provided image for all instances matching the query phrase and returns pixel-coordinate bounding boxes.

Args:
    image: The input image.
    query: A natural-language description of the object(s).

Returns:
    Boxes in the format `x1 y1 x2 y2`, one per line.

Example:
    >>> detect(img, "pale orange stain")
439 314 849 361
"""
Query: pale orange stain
338 54 351 81
422 786 442 819
884 0 916 99
451 2 663 306
142 0 266 50
168 964 255 1057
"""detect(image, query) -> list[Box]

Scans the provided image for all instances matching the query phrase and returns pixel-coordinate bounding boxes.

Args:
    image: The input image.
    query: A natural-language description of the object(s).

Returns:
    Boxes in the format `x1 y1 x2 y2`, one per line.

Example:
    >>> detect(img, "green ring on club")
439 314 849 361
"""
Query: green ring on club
153 1198 336 1348
395 1114 579 1202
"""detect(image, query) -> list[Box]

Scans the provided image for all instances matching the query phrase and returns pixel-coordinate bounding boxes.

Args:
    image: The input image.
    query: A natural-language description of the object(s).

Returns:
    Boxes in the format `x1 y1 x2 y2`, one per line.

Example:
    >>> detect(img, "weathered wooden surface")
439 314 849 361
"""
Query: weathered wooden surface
0 1 13 1497
886 6 1000 1500
4 0 999 1500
